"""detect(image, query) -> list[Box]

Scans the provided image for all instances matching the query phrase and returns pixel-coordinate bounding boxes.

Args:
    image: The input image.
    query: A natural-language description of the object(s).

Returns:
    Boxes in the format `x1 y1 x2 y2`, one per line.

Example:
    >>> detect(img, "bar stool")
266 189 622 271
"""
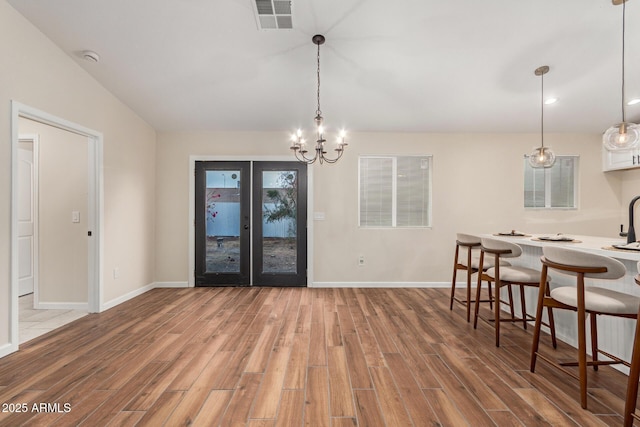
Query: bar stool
473 237 557 348
624 261 640 426
530 246 640 409
450 233 509 322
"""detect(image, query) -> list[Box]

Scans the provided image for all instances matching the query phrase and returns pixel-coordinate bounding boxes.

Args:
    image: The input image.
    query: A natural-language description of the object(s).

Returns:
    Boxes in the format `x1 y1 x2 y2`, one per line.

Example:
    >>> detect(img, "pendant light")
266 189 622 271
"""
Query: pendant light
529 65 556 168
290 34 347 164
603 0 640 151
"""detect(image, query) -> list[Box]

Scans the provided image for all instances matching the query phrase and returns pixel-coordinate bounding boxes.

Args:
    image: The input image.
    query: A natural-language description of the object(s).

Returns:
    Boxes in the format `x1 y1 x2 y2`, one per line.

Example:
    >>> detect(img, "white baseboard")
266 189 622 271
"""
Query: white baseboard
102 282 156 311
311 282 450 288
35 302 88 310
154 281 189 288
0 342 17 359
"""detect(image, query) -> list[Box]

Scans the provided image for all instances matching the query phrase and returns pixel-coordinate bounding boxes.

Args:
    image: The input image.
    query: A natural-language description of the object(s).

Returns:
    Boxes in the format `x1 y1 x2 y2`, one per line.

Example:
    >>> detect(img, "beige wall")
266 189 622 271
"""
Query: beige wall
20 118 89 303
155 131 624 285
1 1 156 350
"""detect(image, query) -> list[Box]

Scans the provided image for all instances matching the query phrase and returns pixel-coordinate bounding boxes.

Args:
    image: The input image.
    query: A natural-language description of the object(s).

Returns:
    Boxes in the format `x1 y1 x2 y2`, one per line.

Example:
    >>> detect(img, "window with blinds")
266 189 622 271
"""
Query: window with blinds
359 156 432 227
524 155 578 209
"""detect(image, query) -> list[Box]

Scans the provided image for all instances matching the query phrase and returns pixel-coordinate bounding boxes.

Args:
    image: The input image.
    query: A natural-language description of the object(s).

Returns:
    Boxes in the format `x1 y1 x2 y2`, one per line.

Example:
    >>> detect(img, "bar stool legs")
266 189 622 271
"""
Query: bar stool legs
450 234 495 322
450 240 475 322
530 247 637 410
472 240 556 348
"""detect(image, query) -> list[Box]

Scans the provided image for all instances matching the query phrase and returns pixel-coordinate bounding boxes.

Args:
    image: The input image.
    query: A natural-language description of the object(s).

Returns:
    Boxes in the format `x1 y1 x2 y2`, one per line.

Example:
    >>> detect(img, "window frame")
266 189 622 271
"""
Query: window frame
358 154 433 228
523 154 579 210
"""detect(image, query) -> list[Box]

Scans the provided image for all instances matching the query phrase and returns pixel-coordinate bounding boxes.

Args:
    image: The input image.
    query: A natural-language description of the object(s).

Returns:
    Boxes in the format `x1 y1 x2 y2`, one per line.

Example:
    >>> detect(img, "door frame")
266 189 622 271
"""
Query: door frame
188 155 314 287
9 101 104 355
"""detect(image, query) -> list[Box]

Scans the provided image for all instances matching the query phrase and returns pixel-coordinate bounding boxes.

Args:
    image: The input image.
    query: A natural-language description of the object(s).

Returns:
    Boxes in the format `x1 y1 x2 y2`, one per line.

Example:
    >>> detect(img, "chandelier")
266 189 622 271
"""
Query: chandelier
529 65 556 168
603 0 640 151
290 34 347 164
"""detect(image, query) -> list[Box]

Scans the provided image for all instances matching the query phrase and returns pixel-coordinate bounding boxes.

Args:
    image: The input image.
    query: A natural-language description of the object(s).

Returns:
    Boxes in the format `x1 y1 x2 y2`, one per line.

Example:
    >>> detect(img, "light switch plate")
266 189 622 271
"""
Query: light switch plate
72 211 80 223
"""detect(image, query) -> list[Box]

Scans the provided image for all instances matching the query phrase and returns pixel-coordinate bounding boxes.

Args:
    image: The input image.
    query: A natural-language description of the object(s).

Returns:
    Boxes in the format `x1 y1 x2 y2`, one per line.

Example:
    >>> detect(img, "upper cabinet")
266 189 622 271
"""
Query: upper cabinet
602 146 640 171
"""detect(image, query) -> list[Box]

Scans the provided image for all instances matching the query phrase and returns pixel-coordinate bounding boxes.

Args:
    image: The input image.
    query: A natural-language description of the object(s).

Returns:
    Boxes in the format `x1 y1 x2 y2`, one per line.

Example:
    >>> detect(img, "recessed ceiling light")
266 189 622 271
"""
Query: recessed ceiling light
544 97 558 105
627 98 640 106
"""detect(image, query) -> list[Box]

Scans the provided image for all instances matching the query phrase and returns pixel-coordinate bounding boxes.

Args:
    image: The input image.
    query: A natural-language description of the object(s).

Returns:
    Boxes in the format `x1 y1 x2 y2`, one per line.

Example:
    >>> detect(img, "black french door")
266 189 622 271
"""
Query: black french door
195 161 307 287
195 161 251 286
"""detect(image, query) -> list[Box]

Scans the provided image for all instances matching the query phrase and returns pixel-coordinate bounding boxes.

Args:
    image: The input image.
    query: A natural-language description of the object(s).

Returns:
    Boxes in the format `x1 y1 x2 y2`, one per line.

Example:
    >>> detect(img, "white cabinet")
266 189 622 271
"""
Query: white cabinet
602 146 640 171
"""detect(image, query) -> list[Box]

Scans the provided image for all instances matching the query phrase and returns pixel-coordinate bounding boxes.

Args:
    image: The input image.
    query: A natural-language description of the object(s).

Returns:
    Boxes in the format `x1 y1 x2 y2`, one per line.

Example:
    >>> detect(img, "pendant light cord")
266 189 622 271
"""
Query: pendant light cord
316 42 322 117
621 0 626 122
541 70 545 149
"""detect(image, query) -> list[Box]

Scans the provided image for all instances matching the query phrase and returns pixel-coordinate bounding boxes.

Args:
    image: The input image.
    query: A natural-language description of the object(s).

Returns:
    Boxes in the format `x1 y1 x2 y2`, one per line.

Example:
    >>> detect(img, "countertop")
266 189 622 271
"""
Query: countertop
482 233 640 262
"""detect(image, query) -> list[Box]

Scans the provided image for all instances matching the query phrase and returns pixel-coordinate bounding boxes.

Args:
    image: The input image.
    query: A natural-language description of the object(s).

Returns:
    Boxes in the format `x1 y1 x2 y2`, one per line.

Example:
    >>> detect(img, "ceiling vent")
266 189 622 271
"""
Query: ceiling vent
252 0 292 29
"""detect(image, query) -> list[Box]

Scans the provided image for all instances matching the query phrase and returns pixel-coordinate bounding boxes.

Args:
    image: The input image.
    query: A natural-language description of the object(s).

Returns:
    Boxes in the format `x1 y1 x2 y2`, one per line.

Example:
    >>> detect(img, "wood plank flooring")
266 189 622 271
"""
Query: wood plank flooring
0 287 636 426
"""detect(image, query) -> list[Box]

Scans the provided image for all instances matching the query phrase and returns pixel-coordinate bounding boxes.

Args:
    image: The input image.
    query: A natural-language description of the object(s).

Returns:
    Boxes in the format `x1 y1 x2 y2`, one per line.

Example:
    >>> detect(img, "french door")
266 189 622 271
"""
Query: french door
195 161 307 287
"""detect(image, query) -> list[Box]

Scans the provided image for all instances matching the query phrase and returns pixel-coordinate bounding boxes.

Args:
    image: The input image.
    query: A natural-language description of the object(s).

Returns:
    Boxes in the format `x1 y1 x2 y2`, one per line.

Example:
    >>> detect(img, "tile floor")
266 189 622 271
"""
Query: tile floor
18 293 88 344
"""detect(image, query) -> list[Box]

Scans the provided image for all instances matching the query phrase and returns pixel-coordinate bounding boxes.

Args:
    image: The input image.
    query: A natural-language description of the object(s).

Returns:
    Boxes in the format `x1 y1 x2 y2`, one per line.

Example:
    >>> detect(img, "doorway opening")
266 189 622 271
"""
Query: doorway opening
194 161 308 287
7 101 103 357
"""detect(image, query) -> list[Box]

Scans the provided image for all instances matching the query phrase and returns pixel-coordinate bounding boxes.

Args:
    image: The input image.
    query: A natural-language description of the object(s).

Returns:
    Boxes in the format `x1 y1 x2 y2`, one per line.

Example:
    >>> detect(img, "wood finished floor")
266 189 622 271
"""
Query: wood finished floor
0 287 636 426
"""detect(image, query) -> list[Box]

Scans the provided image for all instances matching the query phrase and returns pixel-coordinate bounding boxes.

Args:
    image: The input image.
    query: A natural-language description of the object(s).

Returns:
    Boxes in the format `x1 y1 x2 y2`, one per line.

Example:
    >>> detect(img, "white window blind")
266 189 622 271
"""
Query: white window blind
524 155 578 209
359 156 432 227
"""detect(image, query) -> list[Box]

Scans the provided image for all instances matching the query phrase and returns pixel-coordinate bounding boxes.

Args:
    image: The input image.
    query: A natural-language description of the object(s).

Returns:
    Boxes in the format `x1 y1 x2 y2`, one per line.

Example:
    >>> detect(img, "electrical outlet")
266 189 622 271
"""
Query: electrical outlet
358 255 365 266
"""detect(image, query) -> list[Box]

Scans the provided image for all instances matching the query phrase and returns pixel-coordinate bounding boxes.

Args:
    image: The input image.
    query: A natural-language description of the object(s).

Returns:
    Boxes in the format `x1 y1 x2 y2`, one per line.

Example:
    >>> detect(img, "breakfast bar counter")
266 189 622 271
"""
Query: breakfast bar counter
486 233 640 262
480 233 640 373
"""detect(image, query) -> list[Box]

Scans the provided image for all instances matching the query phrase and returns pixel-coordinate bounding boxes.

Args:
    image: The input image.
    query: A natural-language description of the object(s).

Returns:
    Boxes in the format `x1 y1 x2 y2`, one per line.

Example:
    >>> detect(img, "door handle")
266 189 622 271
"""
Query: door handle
244 225 250 230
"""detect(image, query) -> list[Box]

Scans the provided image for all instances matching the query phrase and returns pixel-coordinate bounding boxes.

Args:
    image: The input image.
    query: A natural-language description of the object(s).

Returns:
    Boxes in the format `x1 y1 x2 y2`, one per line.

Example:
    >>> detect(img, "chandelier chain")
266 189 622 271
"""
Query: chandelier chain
316 42 321 116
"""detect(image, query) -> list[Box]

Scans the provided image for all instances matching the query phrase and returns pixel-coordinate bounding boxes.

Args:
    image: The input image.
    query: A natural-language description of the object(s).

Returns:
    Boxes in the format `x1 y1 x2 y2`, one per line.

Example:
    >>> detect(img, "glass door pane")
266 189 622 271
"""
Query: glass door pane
206 170 241 273
261 170 298 273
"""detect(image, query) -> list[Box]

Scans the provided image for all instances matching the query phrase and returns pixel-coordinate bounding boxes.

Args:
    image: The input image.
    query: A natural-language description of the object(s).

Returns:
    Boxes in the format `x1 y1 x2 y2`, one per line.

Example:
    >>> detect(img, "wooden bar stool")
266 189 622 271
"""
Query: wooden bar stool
450 233 508 322
624 261 640 426
530 246 640 409
474 237 557 348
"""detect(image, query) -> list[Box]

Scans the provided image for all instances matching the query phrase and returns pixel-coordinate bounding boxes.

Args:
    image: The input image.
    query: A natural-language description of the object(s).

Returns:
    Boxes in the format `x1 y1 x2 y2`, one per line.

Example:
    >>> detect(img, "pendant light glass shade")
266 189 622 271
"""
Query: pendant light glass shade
603 122 640 151
529 146 556 168
603 0 640 151
529 65 556 168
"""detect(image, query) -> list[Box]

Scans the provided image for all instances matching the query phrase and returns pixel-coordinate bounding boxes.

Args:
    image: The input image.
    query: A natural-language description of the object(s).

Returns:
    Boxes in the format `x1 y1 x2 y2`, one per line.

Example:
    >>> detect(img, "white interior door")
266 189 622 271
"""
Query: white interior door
18 138 37 297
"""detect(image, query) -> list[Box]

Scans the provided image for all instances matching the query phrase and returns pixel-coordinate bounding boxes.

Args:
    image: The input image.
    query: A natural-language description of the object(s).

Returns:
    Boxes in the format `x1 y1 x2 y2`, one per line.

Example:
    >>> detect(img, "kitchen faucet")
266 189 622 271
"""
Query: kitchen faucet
621 195 640 244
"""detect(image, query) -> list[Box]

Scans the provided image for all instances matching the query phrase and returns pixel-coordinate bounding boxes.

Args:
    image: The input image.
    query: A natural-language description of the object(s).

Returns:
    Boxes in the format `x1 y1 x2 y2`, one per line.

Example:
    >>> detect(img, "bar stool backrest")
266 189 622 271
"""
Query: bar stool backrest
456 233 481 246
542 246 626 280
480 237 522 258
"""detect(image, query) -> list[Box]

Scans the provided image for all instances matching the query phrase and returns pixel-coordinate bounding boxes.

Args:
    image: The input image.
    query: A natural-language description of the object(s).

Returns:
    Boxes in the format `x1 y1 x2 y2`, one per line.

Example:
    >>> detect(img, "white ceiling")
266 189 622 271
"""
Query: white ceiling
7 0 640 134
